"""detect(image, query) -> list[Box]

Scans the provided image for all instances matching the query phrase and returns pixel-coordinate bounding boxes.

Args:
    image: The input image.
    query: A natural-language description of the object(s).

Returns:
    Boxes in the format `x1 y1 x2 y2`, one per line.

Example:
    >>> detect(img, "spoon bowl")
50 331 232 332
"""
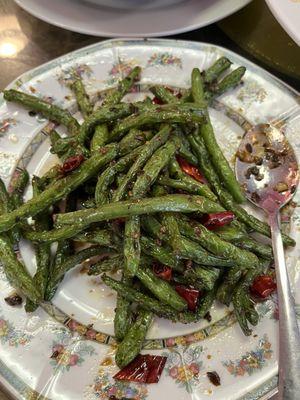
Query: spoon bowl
236 122 300 400
236 123 299 212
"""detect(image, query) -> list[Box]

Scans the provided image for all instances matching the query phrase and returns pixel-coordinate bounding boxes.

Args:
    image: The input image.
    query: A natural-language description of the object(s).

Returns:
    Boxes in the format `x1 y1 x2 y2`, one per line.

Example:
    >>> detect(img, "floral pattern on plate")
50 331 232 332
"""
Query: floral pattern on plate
0 315 33 347
162 346 203 393
0 117 18 136
50 328 96 372
147 53 182 68
93 369 148 400
57 64 93 86
223 335 273 377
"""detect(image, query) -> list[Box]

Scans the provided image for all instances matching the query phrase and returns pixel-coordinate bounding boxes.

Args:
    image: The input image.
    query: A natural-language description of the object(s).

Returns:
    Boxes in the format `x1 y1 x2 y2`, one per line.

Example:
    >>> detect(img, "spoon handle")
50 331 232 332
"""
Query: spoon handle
269 211 300 400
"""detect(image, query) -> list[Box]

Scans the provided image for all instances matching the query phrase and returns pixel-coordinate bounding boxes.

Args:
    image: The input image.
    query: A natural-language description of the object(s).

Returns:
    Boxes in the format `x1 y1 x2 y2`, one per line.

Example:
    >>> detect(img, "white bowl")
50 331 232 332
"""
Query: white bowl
82 0 185 10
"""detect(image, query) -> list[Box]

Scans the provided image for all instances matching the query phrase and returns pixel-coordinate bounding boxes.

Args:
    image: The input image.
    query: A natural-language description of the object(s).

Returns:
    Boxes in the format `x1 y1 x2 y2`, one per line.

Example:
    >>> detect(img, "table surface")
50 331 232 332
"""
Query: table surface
0 0 298 398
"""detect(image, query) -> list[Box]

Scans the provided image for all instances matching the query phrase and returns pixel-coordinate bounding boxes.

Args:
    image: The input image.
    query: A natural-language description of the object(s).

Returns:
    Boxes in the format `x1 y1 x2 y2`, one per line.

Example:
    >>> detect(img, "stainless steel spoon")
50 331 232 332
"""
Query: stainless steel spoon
236 122 300 399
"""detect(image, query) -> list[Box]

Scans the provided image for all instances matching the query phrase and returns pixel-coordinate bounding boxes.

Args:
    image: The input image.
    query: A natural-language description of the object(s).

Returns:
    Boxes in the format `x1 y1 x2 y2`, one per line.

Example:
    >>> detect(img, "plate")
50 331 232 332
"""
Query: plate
0 38 300 400
14 0 251 37
265 0 300 46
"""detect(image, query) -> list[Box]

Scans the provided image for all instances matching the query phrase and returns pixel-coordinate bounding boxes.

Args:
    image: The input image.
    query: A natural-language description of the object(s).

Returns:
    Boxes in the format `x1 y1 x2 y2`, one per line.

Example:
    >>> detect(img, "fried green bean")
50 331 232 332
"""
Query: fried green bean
136 266 187 311
203 57 232 83
118 129 153 156
79 103 134 146
70 77 93 117
4 89 80 136
114 275 133 341
0 235 41 303
211 66 246 98
115 309 153 369
140 236 184 273
102 274 178 320
95 146 142 206
103 66 141 106
0 144 117 233
191 68 245 203
112 125 172 202
25 176 51 312
109 104 207 142
177 218 258 268
87 254 122 275
53 194 223 235
168 157 217 201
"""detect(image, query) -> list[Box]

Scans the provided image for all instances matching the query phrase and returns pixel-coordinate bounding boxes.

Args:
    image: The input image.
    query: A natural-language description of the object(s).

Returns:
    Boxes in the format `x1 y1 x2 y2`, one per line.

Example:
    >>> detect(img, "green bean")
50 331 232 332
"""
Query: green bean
216 266 244 306
0 179 10 213
71 77 93 117
115 309 153 368
7 169 29 242
25 177 51 311
203 57 232 83
90 67 141 151
9 168 29 201
140 236 184 272
188 134 295 247
78 104 133 146
191 68 245 203
110 104 207 142
114 275 133 341
87 254 122 275
123 215 141 278
112 125 172 202
103 66 141 106
150 86 178 104
168 158 217 201
191 68 205 104
74 228 119 248
95 146 142 206
0 144 117 234
177 218 258 268
174 133 198 166
38 165 62 189
123 136 176 278
102 274 178 320
3 89 80 136
184 265 220 291
217 227 273 259
0 235 41 303
51 194 223 242
136 266 187 311
118 129 153 156
211 66 246 98
90 125 109 153
159 211 232 268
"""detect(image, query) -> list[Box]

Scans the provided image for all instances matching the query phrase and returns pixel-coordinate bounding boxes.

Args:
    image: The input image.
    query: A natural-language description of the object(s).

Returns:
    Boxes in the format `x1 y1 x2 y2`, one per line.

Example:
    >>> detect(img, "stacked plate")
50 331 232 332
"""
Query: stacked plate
15 0 251 37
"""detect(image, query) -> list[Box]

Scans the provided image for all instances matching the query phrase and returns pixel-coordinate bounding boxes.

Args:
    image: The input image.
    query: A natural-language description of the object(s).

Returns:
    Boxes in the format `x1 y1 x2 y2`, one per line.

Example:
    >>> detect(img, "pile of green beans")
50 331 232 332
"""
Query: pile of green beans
1 58 294 372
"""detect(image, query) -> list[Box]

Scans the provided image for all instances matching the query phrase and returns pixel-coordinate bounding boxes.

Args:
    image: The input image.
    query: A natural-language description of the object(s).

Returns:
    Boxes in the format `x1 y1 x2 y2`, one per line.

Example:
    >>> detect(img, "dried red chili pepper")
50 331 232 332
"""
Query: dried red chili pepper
175 285 200 311
152 97 164 105
250 275 276 298
113 354 167 384
60 154 85 174
177 156 206 183
153 264 172 281
202 211 235 230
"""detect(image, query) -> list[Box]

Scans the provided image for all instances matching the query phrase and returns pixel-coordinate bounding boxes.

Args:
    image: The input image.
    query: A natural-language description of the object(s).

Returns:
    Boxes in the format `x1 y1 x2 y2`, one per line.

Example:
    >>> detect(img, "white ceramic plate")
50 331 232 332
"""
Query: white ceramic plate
14 0 251 37
0 38 300 400
265 0 300 46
